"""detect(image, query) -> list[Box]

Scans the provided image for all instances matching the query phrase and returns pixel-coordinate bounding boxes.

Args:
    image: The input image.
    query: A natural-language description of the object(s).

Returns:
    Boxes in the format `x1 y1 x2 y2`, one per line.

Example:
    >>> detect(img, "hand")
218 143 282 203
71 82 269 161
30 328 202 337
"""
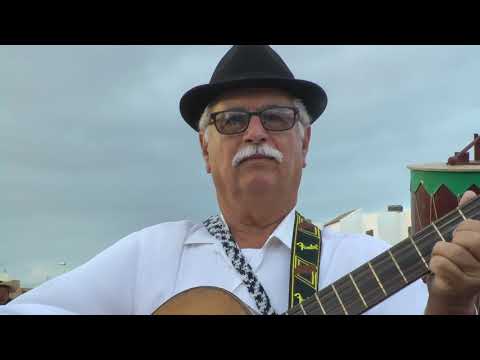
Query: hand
425 190 480 315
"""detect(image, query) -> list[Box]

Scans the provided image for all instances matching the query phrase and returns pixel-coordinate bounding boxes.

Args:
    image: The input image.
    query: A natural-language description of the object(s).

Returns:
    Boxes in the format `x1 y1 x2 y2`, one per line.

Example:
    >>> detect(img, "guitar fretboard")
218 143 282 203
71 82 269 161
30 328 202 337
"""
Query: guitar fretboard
285 196 480 315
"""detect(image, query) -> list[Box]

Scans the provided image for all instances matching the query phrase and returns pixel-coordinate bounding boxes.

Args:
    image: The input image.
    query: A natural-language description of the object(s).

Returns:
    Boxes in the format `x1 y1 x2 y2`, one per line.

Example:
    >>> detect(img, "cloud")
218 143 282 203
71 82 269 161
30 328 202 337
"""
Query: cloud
1 45 479 287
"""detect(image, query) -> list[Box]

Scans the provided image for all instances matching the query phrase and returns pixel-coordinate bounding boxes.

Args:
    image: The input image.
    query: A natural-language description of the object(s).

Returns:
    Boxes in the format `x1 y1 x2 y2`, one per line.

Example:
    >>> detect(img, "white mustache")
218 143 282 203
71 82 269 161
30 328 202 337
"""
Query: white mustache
232 144 284 168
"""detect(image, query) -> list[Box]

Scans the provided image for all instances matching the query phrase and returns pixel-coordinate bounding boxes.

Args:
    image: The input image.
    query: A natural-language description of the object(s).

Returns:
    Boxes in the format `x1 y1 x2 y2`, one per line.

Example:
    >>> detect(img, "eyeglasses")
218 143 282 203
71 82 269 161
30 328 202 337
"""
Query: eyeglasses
208 106 299 135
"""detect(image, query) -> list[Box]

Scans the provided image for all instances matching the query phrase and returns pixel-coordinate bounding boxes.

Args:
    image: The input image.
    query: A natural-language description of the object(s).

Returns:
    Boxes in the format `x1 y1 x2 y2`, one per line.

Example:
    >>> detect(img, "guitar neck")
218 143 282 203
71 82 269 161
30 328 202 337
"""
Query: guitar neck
285 196 480 315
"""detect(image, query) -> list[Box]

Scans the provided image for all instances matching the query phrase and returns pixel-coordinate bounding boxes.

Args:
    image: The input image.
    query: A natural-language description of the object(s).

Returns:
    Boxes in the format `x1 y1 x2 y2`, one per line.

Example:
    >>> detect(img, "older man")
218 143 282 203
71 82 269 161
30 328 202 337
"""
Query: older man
1 45 480 315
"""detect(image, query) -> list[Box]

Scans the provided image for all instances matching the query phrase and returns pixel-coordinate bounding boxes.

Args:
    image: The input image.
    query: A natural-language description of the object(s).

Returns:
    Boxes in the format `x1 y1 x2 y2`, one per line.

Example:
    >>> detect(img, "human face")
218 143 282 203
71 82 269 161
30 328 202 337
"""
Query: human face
199 88 311 200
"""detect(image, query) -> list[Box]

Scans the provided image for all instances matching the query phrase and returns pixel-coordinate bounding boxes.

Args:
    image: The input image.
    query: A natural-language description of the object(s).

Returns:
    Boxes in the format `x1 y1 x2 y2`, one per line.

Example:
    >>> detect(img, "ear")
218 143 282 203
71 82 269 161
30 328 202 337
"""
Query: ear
199 131 212 174
302 126 311 168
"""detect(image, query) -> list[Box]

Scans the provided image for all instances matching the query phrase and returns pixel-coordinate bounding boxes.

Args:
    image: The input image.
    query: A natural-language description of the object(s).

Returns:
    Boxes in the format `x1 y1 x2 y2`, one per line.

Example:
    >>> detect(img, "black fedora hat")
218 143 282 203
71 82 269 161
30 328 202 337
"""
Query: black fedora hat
180 45 328 132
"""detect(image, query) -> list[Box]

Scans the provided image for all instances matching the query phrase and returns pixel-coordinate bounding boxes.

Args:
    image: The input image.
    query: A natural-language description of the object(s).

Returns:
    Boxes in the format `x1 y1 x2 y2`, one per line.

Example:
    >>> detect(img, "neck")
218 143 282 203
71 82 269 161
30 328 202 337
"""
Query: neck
218 192 296 249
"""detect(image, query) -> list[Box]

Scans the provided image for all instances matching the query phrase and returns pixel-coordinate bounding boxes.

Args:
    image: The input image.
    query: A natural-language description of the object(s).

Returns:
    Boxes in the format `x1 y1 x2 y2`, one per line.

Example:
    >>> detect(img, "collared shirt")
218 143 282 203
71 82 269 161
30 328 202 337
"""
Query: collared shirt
0 209 428 315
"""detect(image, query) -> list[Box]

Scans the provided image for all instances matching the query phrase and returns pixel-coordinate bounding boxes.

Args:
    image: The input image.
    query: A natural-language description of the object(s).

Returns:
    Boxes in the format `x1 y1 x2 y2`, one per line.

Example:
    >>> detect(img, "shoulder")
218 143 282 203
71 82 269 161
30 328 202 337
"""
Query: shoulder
134 220 201 241
119 219 214 270
319 228 390 285
321 227 390 263
117 219 204 251
71 219 206 278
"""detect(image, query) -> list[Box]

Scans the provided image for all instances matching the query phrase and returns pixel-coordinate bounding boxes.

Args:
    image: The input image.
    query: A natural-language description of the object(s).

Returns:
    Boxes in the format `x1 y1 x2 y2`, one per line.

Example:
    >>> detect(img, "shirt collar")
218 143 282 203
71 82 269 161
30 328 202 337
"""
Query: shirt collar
185 208 297 249
184 223 217 245
264 207 296 250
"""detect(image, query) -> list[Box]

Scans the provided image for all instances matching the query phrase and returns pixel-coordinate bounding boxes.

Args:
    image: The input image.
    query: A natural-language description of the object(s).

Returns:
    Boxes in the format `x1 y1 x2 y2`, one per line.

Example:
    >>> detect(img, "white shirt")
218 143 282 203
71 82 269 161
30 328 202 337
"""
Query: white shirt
0 209 428 315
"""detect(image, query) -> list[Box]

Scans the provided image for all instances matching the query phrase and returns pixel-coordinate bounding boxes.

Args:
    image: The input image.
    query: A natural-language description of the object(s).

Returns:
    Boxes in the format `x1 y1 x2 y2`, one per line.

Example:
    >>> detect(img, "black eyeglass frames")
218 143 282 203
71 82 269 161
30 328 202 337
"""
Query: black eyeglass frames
208 106 299 135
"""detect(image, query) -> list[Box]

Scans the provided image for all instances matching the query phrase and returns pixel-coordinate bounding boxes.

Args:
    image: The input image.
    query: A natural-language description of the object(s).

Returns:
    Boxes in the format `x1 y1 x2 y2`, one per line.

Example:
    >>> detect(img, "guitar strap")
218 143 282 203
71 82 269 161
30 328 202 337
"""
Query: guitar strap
288 212 322 309
203 211 322 314
203 215 276 315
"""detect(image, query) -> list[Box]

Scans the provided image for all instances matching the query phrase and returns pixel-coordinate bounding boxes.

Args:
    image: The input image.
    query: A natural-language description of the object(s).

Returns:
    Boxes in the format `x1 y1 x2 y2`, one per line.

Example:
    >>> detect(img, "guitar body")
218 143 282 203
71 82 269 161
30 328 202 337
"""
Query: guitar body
152 286 257 315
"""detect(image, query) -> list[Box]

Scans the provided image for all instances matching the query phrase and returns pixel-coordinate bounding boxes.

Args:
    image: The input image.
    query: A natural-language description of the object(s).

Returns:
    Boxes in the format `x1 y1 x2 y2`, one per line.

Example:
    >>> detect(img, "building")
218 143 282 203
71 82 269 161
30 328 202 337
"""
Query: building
317 205 411 246
0 272 24 301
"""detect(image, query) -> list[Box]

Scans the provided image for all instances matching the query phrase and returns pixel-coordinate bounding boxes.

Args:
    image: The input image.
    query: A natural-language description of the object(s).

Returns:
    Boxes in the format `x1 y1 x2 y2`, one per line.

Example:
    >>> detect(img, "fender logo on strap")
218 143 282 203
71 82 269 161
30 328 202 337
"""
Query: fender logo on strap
296 242 320 251
294 293 305 303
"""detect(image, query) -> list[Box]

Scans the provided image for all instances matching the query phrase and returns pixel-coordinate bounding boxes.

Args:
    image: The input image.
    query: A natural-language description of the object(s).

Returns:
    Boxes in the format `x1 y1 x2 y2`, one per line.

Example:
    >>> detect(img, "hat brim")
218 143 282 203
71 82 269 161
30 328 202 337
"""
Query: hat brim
180 78 328 132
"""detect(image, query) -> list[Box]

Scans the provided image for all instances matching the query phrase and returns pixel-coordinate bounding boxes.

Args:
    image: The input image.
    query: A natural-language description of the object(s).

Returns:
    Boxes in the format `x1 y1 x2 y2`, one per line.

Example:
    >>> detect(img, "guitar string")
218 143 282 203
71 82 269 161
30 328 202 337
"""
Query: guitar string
288 203 480 315
296 206 480 315
304 250 424 315
291 198 480 314
298 242 436 315
288 205 480 315
290 241 425 315
291 222 440 313
290 245 420 314
308 209 473 315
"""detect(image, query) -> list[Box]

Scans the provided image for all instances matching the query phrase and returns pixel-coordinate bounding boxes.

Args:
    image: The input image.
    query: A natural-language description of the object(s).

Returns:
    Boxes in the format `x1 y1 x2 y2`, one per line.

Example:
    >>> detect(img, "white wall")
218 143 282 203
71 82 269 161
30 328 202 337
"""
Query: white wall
318 209 411 245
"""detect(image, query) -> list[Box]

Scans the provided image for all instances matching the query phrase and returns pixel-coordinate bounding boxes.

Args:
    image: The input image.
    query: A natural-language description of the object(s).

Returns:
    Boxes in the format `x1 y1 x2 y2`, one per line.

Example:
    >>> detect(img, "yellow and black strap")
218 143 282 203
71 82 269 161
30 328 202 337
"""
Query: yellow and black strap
288 212 322 309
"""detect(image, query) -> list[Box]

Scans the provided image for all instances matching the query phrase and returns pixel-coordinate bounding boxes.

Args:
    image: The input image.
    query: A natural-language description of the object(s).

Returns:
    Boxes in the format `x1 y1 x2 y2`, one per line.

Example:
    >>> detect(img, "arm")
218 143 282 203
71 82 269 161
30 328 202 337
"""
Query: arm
0 230 141 315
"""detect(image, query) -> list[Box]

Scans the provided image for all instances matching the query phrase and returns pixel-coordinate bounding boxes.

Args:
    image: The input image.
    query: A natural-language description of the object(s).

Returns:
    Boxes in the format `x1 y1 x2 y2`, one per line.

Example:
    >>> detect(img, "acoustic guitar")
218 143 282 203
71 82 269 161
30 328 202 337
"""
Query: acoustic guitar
152 196 480 315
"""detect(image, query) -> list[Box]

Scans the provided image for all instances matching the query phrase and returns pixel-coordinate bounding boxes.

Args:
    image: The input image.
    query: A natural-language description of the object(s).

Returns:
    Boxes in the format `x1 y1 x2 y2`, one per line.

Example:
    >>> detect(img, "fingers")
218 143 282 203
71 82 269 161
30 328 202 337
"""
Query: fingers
422 272 434 287
459 190 477 207
455 218 480 234
452 220 480 262
431 241 480 277
428 193 480 312
429 253 466 290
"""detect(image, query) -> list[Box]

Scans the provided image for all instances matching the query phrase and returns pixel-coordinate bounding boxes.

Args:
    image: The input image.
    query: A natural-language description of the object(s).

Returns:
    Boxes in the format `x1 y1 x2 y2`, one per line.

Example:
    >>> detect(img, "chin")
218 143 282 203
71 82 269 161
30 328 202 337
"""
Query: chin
241 175 277 193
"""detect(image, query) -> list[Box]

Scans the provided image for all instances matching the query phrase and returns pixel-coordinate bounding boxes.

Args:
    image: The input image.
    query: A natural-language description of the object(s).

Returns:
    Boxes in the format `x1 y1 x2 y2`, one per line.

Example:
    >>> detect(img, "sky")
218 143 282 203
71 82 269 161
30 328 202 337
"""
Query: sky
1 45 479 287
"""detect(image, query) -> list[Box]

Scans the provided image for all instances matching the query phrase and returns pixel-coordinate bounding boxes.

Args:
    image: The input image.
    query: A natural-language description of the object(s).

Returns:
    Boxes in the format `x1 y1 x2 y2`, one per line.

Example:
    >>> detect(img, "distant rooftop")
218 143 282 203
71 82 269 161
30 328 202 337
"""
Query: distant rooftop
387 205 403 212
323 209 359 227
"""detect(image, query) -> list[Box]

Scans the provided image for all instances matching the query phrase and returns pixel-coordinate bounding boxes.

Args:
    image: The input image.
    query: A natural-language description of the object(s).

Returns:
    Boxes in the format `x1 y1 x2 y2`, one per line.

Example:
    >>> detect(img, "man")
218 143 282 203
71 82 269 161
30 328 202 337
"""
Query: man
1 45 479 315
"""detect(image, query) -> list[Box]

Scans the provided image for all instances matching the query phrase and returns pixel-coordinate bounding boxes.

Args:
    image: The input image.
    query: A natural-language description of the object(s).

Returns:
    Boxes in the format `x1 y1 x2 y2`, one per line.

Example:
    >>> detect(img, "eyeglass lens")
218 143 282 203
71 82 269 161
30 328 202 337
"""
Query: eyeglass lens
214 107 296 134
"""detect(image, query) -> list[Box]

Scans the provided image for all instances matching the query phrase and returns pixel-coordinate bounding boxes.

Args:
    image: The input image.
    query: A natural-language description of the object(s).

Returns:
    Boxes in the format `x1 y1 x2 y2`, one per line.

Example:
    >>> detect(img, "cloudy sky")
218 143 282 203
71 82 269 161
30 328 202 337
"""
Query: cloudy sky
1 45 479 287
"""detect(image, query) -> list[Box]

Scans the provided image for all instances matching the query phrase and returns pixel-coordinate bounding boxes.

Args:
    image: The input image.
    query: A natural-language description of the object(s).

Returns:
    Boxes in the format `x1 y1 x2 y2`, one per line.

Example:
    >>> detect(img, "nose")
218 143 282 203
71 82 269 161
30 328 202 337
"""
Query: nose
243 115 268 144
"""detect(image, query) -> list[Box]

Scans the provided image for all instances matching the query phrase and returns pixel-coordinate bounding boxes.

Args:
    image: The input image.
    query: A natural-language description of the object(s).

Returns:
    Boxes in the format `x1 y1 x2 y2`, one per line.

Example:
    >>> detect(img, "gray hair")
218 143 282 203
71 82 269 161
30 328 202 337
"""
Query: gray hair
199 98 311 143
